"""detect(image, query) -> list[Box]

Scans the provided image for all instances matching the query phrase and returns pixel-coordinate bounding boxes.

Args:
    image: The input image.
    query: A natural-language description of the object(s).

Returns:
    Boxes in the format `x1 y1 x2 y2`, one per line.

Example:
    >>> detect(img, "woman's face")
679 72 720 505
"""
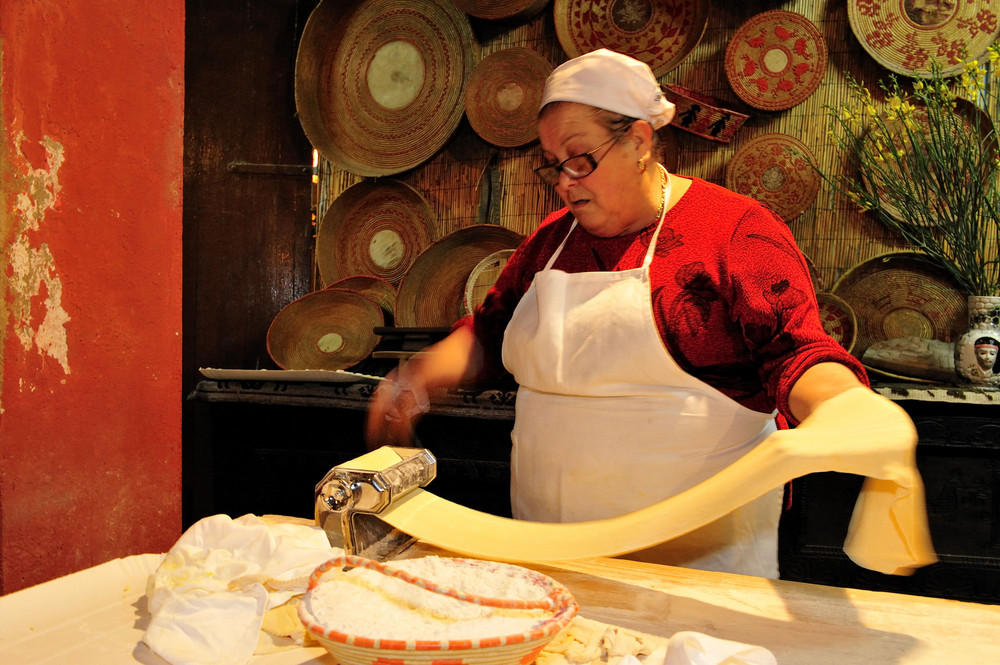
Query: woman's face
537 103 650 237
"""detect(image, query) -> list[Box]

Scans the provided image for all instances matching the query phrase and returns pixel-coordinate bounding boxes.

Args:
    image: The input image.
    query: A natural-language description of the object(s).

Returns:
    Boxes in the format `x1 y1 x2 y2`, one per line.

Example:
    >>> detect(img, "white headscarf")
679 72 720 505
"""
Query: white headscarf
539 48 676 129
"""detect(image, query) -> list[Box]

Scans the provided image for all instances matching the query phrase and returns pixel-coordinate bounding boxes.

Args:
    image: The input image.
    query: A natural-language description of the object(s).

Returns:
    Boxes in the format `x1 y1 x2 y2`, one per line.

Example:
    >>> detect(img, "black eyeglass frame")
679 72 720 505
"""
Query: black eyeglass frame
533 122 635 186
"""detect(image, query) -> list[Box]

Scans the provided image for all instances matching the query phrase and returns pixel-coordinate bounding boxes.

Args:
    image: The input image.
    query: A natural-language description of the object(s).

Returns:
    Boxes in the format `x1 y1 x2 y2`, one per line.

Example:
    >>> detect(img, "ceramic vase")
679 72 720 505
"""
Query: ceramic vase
954 295 1000 386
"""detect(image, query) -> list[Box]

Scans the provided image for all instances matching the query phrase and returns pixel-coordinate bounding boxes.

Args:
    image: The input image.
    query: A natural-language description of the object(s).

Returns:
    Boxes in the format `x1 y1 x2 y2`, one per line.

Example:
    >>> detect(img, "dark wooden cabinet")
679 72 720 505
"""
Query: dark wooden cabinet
191 378 1000 605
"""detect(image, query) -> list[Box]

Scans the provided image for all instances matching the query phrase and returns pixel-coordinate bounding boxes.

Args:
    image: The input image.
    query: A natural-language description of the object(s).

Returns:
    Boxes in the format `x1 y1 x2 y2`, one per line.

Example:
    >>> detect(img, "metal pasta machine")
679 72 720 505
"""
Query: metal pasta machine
314 446 437 560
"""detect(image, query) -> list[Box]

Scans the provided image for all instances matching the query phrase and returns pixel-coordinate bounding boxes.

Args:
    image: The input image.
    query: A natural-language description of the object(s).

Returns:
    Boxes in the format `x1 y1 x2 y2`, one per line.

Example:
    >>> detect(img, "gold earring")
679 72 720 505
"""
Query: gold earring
637 160 646 172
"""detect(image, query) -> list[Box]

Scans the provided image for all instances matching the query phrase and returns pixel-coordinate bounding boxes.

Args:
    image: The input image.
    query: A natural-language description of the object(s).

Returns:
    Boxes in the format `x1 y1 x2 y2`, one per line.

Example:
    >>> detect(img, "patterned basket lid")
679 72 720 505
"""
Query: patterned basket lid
554 0 710 77
465 48 552 148
848 0 1000 78
316 180 437 287
725 132 820 221
396 226 524 327
724 10 827 111
664 85 750 143
450 0 549 20
295 0 477 176
817 292 858 354
325 275 397 324
831 251 968 359
267 289 384 370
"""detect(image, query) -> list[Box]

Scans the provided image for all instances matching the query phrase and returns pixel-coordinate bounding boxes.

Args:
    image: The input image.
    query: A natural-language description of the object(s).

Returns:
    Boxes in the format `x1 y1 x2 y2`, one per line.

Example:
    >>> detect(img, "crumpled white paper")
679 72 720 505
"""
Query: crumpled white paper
142 513 342 665
663 631 776 665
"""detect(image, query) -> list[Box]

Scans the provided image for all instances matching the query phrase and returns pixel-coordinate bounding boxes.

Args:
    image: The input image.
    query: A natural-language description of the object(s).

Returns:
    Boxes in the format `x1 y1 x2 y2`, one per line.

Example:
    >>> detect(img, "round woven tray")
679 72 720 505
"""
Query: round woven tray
663 85 750 143
449 0 549 20
325 275 397 324
395 226 524 327
464 249 515 315
724 10 827 112
553 0 709 76
830 252 968 359
295 0 477 176
316 180 436 287
725 132 820 221
863 97 996 227
816 292 857 354
465 48 552 148
848 0 1000 78
266 288 384 370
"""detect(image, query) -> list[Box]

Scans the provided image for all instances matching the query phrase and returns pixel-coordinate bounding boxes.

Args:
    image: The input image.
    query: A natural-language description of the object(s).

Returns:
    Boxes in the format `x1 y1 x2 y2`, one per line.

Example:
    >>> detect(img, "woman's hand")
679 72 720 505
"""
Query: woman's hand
365 365 430 448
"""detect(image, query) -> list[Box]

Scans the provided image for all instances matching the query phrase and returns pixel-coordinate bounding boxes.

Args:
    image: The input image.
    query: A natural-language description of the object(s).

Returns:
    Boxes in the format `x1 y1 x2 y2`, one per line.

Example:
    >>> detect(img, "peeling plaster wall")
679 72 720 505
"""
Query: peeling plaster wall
0 0 184 593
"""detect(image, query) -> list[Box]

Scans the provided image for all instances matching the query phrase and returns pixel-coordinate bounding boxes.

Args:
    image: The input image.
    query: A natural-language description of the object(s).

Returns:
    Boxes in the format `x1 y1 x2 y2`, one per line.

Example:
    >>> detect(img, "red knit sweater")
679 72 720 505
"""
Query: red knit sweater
460 177 867 423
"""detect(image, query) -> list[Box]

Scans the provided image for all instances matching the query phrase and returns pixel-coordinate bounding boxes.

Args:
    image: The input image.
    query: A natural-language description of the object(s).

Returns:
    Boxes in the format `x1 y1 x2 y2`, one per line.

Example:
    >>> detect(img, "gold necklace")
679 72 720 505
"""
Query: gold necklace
651 165 668 225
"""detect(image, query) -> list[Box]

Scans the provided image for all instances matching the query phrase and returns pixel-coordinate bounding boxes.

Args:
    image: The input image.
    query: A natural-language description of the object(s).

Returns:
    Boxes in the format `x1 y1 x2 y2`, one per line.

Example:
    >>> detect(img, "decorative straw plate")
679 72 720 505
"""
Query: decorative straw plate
725 10 827 111
396 226 524 327
553 0 710 76
316 180 436 287
450 0 549 20
266 289 384 370
465 48 552 148
664 85 750 143
465 249 515 315
848 0 1000 78
862 97 997 227
325 275 397 324
725 133 820 221
816 292 857 354
830 252 968 359
294 0 477 176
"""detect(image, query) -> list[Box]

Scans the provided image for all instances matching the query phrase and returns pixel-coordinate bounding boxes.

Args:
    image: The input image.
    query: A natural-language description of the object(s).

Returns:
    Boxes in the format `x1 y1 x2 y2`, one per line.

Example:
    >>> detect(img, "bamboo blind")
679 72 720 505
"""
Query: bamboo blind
315 0 920 292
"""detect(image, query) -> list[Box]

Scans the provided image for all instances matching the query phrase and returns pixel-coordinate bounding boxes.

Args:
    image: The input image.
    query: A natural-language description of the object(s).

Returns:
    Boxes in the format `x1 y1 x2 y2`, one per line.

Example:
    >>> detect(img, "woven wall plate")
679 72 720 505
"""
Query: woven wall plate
295 0 477 176
830 252 968 359
325 275 397 324
316 180 436 287
465 48 552 148
848 0 1000 78
553 0 710 77
266 288 385 371
395 225 524 327
664 85 750 143
863 97 997 227
464 249 515 315
450 0 549 20
724 10 827 111
816 292 857 354
725 133 820 221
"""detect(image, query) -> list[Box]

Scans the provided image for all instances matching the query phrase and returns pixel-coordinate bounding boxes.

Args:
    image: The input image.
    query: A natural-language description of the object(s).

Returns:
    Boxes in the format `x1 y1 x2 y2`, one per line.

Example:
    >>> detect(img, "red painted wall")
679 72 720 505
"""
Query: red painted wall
0 0 184 593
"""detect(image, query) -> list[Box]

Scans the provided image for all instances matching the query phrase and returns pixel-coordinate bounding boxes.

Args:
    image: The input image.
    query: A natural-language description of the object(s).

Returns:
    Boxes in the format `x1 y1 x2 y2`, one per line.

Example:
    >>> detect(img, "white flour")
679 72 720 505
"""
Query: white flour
305 556 553 640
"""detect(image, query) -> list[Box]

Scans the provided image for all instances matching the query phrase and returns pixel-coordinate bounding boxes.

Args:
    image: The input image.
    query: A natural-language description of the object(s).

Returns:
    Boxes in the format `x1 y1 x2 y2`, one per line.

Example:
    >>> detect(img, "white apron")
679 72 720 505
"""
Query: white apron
501 169 782 577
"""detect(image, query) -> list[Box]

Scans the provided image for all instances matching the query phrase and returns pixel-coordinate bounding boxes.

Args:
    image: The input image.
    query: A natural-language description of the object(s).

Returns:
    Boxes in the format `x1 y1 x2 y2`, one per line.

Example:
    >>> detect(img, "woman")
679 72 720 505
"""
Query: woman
367 49 890 578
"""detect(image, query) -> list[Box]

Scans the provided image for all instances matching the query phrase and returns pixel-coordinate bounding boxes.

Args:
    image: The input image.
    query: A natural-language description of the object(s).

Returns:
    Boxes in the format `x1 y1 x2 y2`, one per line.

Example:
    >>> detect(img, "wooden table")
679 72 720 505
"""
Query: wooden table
407 543 1000 665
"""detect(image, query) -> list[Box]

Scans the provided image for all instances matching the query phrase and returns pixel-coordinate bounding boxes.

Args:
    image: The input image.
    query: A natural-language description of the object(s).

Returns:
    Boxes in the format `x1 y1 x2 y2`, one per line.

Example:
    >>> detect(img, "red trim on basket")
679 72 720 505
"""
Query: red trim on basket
378 639 409 650
374 658 407 665
447 640 474 650
353 636 377 649
414 640 445 650
478 637 504 648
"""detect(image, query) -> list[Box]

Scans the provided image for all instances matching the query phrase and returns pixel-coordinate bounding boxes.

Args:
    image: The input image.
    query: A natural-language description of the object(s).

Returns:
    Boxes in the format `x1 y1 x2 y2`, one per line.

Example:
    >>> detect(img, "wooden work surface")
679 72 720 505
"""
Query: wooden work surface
405 542 1000 665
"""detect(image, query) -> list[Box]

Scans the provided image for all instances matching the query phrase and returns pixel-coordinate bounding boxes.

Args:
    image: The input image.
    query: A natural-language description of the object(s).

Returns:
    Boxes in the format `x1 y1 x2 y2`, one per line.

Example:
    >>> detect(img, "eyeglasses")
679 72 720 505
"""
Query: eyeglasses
534 124 632 186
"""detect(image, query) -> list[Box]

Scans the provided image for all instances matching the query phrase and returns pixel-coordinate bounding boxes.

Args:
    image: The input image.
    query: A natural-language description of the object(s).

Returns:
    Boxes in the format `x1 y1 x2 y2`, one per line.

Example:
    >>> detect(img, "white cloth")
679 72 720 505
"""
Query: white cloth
664 631 777 665
142 514 341 665
540 48 676 128
501 167 781 578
